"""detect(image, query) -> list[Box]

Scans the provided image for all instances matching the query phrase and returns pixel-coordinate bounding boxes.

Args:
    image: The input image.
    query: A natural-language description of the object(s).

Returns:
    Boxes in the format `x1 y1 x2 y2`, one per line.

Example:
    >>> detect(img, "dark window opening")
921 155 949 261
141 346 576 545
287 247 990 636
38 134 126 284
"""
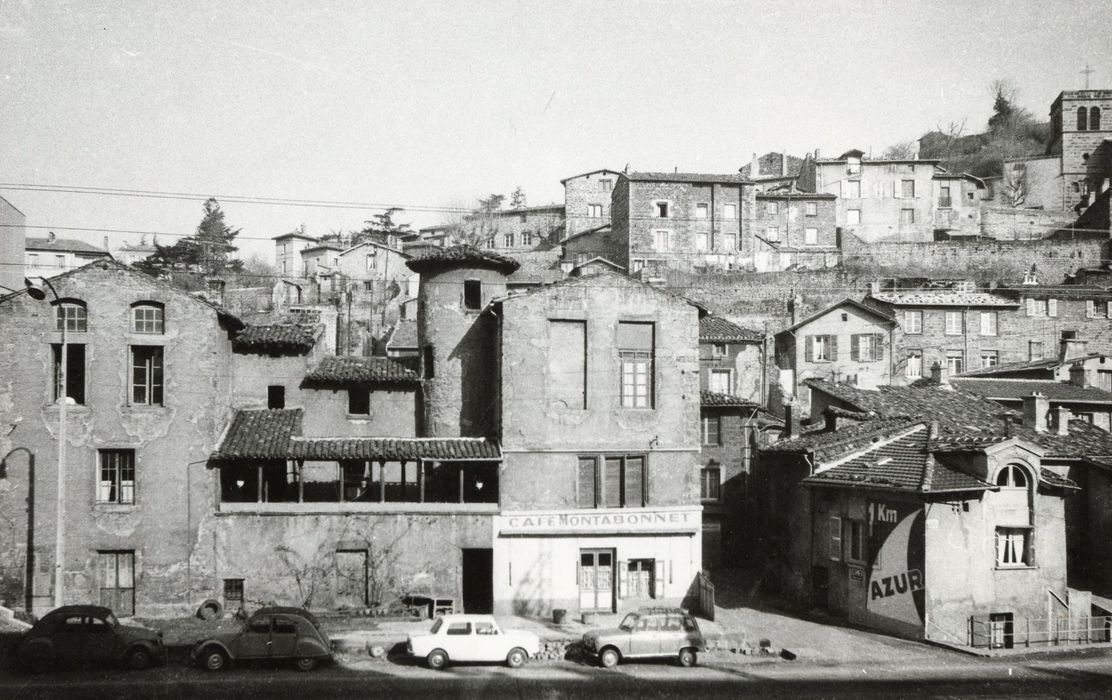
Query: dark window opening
423 345 435 379
52 343 86 405
579 454 645 508
348 388 370 415
268 385 285 409
463 280 482 310
1078 107 1088 131
701 466 721 501
1091 106 1101 131
224 579 244 608
97 449 135 504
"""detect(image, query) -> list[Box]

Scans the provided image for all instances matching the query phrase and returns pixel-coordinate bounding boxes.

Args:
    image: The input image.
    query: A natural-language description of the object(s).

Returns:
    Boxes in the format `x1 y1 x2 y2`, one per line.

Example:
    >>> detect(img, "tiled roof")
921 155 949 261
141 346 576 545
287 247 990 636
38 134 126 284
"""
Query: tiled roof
405 245 521 274
957 354 1104 378
951 378 1112 404
765 416 918 461
624 171 750 184
304 356 420 386
289 437 500 461
211 409 303 460
701 391 759 408
26 237 110 254
778 298 894 335
700 316 763 342
868 291 1019 307
805 379 1112 460
386 320 418 349
996 285 1112 301
232 324 320 354
1039 469 1080 490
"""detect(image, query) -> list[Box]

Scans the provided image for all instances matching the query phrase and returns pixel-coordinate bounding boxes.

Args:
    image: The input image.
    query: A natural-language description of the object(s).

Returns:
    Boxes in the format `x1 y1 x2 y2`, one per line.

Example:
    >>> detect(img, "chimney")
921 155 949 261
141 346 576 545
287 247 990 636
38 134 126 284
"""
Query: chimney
48 230 56 243
751 152 760 178
1060 335 1087 360
205 278 226 307
824 409 838 433
781 151 789 177
928 420 940 440
1069 363 1091 387
1054 405 1073 436
783 401 801 440
814 148 821 159
929 361 948 385
1001 415 1014 438
1022 392 1049 433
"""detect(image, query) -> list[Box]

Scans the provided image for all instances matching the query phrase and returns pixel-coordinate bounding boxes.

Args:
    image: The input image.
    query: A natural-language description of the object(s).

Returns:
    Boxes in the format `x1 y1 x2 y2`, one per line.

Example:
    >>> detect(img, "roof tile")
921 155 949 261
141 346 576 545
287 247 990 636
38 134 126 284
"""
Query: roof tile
233 324 320 355
290 437 500 461
212 409 303 459
700 316 762 342
305 356 420 386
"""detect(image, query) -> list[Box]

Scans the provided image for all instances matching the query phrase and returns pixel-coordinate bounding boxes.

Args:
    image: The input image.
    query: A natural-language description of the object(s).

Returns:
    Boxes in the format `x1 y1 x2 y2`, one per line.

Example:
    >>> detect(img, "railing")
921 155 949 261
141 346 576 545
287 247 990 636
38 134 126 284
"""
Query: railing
970 615 1112 649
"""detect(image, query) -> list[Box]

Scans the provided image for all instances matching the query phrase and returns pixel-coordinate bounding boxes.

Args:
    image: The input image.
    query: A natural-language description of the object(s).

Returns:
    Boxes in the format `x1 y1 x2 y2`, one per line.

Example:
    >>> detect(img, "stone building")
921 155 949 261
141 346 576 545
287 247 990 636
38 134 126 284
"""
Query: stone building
699 315 765 403
931 172 986 237
562 169 620 238
739 152 805 192
472 205 565 252
751 192 839 271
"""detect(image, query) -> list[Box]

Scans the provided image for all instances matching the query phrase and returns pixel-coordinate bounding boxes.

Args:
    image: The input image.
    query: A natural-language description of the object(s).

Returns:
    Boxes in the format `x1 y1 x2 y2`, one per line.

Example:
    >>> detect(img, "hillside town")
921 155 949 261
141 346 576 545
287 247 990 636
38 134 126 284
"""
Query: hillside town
2 85 1112 667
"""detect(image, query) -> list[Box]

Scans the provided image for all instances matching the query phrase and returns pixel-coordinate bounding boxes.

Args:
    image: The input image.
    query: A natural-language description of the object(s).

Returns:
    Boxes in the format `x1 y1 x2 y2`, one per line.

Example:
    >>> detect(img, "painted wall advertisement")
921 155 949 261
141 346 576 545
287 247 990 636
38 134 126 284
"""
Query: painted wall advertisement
866 500 925 626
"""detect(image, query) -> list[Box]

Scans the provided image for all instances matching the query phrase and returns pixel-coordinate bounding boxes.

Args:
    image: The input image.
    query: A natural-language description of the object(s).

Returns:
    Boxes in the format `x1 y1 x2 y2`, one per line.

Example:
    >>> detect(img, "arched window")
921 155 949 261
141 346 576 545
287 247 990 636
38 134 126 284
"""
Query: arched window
54 299 87 332
996 464 1028 488
1077 107 1088 131
131 302 165 334
1092 107 1102 131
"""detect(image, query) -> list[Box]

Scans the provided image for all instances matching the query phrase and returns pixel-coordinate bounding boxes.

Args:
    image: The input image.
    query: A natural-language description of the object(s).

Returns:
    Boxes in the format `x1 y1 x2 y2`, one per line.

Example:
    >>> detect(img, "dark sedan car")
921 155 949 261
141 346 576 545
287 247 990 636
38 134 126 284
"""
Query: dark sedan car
15 605 166 673
191 606 332 672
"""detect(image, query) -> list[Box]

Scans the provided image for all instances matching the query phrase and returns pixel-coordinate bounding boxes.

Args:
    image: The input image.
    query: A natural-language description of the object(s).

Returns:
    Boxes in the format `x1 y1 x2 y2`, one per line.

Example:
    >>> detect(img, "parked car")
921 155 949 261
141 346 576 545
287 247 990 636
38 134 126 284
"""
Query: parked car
191 606 332 672
15 605 166 673
406 614 540 669
581 607 705 668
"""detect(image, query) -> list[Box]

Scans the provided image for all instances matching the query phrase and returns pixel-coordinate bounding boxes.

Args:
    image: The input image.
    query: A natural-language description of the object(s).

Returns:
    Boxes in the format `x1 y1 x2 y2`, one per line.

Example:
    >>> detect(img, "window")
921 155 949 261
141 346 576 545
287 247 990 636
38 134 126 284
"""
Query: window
599 178 613 191
463 279 482 310
694 231 708 251
131 346 164 405
521 231 532 247
131 303 164 334
765 226 779 241
700 465 721 501
52 343 86 405
996 464 1027 487
851 334 882 362
904 310 922 334
348 388 370 415
98 551 135 616
844 519 866 563
519 213 527 223
900 179 915 198
702 415 721 445
945 311 962 335
723 233 736 250
55 254 65 269
980 311 997 336
55 301 87 332
587 203 603 218
980 351 999 368
765 201 778 215
224 579 244 608
1078 106 1088 131
28 253 38 267
97 449 135 504
1029 341 1043 361
578 454 645 508
808 334 835 362
828 516 842 561
502 233 514 247
846 158 861 176
906 350 923 378
709 369 731 394
804 228 818 245
695 203 709 219
422 345 434 379
1092 107 1101 130
711 342 727 357
618 322 654 409
846 208 861 225
939 185 952 208
844 180 861 199
652 229 671 251
900 208 915 225
723 204 737 219
996 528 1030 567
655 202 670 218
805 201 818 216
945 350 964 375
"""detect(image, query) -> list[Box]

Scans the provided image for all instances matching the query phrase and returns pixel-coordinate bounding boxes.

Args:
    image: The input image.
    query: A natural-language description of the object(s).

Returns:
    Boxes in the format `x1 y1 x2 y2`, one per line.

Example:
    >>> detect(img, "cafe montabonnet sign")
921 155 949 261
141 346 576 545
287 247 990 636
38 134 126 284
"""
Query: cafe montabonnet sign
495 507 701 536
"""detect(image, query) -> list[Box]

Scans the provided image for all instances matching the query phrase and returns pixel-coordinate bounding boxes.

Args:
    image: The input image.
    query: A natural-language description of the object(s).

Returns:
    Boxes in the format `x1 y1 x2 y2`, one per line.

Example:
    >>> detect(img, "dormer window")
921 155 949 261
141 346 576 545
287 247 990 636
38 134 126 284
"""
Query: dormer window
995 464 1027 488
55 300 87 332
131 302 165 334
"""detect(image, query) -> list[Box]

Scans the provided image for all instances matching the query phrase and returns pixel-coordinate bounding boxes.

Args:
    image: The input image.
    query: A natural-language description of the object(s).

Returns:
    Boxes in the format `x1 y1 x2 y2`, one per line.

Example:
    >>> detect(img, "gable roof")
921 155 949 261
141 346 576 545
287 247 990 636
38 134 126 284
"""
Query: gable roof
304 355 420 387
867 291 1019 307
571 257 625 274
338 240 409 258
233 323 321 355
560 168 621 185
26 237 111 255
700 315 763 342
623 171 751 185
273 232 318 242
777 298 895 335
385 320 419 350
560 223 611 244
994 284 1112 302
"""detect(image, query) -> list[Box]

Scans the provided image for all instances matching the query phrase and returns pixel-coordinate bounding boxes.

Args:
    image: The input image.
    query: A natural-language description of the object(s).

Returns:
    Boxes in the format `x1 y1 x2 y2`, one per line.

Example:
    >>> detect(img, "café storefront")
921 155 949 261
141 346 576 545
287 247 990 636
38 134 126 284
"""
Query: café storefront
491 506 702 616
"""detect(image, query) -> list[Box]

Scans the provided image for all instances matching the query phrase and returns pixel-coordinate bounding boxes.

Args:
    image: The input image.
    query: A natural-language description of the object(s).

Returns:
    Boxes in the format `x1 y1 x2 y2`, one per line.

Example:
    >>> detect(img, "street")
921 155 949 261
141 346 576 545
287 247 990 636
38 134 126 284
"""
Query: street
4 649 1112 699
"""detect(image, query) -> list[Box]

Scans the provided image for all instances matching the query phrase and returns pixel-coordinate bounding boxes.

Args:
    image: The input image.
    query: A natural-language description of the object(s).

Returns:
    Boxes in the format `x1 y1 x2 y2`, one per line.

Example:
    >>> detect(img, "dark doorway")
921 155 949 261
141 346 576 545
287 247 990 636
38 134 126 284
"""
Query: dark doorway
462 548 493 613
811 566 829 610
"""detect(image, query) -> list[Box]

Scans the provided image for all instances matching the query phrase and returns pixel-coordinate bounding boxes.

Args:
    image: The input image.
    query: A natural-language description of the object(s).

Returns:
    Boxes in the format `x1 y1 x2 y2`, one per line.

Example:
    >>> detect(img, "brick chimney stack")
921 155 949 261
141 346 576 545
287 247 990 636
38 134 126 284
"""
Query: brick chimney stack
783 401 801 440
1054 405 1073 436
1022 392 1049 433
751 153 760 179
1070 363 1091 388
929 362 949 385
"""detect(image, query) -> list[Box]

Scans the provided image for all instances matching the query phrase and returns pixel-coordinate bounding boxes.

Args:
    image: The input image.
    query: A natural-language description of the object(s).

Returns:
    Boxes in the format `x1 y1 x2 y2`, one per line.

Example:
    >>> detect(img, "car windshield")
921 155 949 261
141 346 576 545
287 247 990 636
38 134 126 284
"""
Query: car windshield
104 613 119 628
429 618 444 634
618 613 639 632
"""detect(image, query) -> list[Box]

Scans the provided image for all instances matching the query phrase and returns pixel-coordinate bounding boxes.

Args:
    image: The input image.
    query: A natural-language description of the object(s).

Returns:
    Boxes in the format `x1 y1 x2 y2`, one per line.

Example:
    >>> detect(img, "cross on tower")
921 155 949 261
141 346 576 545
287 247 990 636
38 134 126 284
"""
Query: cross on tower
1082 63 1095 89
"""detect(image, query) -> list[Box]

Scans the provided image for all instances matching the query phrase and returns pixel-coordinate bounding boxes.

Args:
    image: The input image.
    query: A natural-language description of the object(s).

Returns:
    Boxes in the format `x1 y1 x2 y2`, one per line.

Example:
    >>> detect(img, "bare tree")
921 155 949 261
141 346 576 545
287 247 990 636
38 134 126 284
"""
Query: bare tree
881 140 919 160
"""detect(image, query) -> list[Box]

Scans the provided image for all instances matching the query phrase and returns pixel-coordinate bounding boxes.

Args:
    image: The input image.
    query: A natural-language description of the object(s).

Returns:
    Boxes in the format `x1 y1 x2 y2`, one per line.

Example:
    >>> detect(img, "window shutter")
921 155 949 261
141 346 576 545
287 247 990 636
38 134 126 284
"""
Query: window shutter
804 335 814 363
829 335 838 361
849 335 860 361
653 560 666 599
1026 298 1035 316
1048 298 1058 317
874 334 885 361
604 458 622 508
829 516 842 561
619 561 630 599
1087 300 1096 318
577 458 596 508
624 457 644 507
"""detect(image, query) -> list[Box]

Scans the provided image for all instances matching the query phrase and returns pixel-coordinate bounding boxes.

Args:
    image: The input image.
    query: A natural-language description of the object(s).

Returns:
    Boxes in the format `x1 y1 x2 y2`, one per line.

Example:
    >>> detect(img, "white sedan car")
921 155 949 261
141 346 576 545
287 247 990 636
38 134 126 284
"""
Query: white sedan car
406 614 540 669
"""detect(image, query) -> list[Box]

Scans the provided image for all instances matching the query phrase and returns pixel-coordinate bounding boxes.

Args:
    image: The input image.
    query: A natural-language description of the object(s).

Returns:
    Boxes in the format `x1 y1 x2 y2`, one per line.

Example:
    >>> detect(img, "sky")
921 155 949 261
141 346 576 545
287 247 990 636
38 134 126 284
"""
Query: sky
1 0 1110 264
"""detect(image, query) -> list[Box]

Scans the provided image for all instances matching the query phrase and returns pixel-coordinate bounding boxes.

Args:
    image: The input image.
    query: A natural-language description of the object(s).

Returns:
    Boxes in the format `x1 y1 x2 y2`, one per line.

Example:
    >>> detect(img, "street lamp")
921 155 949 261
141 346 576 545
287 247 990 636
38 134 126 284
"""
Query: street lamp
0 447 35 612
25 276 68 609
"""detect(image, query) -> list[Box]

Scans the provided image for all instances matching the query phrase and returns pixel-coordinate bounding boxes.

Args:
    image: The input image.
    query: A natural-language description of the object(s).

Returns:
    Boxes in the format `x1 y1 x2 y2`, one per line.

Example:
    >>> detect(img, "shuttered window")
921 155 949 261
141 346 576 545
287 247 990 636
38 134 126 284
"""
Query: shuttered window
577 457 597 508
577 455 645 508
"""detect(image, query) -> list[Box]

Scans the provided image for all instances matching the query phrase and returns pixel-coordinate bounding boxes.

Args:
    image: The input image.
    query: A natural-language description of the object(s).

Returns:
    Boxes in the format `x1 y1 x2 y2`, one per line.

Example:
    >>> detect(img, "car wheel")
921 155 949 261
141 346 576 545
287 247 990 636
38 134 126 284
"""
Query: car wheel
126 647 152 671
506 647 527 668
677 647 697 667
426 649 449 670
202 647 228 672
599 647 620 668
294 656 317 672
